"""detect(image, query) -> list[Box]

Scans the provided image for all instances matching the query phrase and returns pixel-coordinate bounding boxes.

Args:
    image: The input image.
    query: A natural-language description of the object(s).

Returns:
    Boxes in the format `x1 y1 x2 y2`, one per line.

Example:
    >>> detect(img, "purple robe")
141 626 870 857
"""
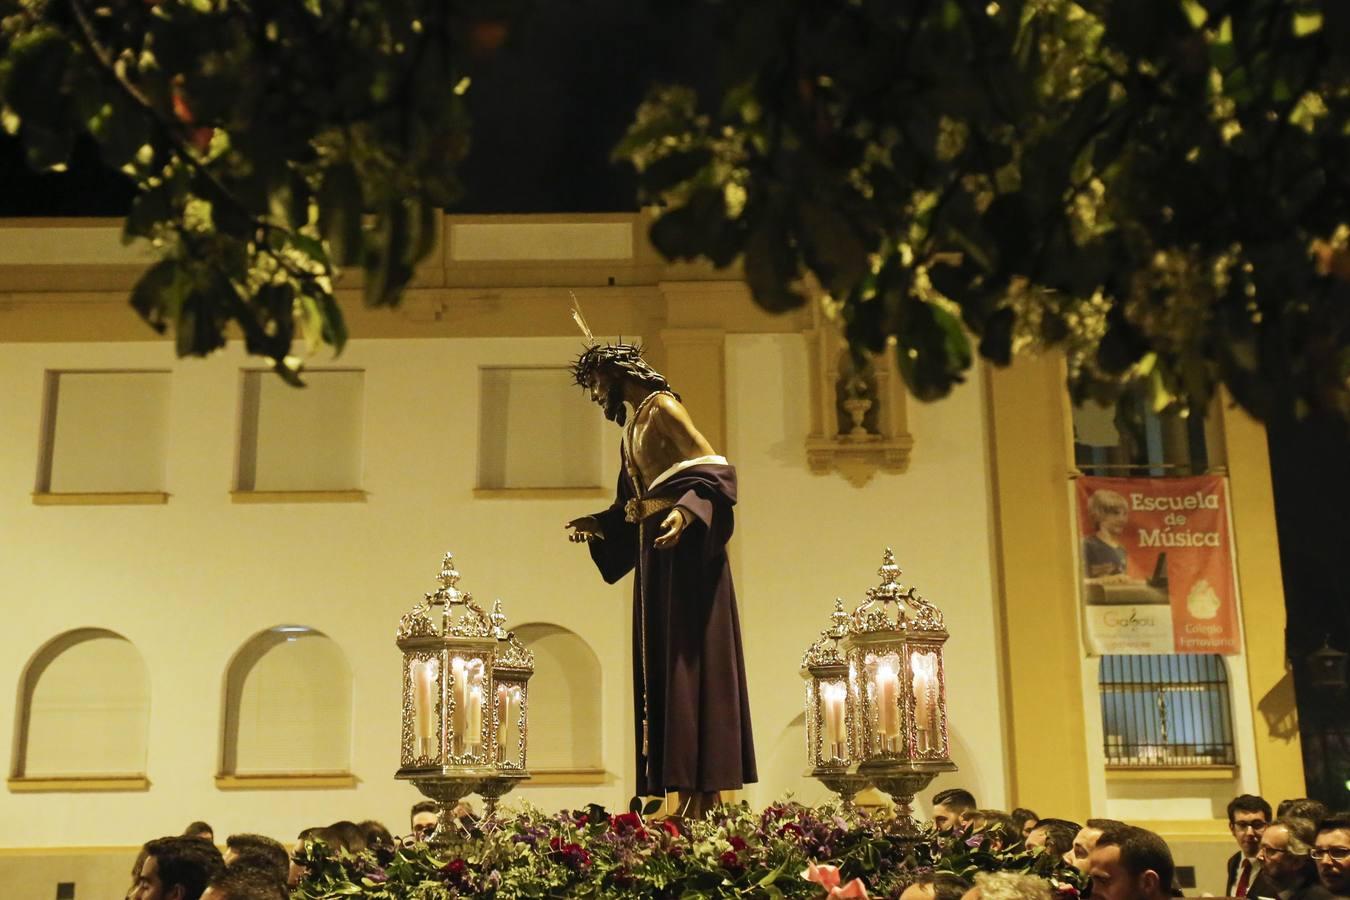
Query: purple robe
588 457 758 795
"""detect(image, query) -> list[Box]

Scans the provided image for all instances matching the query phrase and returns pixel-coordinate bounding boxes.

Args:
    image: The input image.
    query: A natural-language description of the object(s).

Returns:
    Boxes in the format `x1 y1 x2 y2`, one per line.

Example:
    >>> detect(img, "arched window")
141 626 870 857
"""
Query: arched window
15 629 149 778
1098 653 1236 767
514 623 603 772
221 626 352 775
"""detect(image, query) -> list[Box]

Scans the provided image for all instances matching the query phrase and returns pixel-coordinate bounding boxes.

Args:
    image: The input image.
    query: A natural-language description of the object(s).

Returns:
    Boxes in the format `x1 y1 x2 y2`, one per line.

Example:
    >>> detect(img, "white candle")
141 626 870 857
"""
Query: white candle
911 653 936 750
875 659 901 747
495 684 509 763
467 684 483 751
507 685 522 762
451 657 467 754
821 683 847 759
411 659 438 753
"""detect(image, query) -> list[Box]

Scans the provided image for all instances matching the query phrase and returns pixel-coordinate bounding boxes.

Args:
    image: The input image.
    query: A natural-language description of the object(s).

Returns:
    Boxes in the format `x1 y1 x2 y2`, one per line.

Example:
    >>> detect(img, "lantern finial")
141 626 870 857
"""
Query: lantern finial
879 548 901 583
829 598 851 639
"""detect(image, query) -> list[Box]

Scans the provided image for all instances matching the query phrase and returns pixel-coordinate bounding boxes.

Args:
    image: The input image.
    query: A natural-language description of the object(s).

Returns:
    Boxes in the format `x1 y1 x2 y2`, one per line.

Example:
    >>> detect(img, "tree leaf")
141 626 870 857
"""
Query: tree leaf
743 218 804 312
128 259 186 335
637 147 713 195
797 200 871 296
896 297 972 400
363 201 412 307
319 162 365 267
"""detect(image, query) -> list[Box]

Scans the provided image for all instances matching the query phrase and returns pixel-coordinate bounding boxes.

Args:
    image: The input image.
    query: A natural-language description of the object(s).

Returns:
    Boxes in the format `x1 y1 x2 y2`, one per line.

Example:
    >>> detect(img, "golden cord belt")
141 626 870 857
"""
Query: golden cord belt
621 390 670 770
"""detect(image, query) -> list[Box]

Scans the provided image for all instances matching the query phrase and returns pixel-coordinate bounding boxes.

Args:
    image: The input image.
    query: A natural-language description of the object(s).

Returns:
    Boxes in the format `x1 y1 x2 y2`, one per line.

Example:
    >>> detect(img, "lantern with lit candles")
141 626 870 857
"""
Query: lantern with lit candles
802 549 956 828
396 553 532 842
801 600 871 805
847 549 955 828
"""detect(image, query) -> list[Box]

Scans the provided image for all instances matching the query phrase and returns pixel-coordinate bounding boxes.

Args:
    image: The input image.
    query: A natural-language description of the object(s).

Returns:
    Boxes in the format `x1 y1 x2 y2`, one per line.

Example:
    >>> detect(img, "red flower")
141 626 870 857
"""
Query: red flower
610 812 647 837
729 835 748 852
662 819 682 837
561 843 591 871
720 850 746 876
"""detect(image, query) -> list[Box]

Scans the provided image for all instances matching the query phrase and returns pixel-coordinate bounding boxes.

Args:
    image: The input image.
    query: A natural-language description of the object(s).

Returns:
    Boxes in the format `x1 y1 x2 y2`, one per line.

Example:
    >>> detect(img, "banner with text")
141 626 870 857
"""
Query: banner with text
1075 475 1241 655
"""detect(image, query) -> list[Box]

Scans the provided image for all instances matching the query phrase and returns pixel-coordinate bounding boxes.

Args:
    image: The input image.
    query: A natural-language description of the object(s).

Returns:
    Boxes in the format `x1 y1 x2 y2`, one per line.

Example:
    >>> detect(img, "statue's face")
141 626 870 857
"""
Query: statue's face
587 369 627 425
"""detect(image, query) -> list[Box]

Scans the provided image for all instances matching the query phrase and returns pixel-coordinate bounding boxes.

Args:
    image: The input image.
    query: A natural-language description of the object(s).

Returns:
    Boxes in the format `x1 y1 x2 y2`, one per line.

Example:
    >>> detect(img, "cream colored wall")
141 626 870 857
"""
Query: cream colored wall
726 334 1007 813
0 337 636 850
0 325 1007 860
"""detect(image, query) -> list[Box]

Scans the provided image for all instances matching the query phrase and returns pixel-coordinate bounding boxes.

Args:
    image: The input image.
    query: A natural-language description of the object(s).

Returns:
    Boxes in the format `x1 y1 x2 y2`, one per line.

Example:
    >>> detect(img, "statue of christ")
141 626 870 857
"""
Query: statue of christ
565 341 757 819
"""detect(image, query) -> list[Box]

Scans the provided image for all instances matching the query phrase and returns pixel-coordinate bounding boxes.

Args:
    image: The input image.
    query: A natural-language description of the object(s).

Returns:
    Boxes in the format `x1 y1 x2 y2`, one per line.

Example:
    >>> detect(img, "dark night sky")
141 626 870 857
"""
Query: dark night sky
1 2 1346 663
0 0 719 215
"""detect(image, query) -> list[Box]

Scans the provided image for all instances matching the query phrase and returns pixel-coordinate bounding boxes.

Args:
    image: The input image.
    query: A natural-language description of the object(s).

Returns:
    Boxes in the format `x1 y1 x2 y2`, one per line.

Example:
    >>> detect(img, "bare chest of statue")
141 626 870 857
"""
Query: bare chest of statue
625 393 686 489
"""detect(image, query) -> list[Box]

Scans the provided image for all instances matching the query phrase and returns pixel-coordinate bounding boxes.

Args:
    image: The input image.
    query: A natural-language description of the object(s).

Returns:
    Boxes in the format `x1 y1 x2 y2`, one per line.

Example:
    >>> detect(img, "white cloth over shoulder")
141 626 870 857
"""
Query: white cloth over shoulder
649 455 728 491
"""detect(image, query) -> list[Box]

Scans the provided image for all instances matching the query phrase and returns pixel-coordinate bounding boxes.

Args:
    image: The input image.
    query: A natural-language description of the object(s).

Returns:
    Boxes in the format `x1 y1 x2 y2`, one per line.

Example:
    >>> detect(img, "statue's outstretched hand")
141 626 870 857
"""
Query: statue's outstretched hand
653 507 688 550
566 516 603 543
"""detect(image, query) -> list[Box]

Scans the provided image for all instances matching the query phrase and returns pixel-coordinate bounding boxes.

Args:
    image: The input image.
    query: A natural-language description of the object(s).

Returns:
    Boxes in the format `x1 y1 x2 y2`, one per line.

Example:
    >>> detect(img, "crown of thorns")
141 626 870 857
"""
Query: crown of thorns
571 342 672 393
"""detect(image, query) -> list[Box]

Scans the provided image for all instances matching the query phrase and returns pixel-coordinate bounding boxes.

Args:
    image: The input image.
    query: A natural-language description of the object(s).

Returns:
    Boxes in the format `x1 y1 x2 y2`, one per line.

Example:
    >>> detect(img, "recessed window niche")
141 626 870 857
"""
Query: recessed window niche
514 623 603 780
235 369 365 498
219 626 353 787
35 370 171 502
10 629 150 790
477 367 603 493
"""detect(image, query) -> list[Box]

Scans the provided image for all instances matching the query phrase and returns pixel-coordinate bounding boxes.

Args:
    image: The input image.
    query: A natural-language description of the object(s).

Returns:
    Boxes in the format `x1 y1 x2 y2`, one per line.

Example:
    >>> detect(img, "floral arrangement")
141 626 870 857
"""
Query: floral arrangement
293 800 1086 900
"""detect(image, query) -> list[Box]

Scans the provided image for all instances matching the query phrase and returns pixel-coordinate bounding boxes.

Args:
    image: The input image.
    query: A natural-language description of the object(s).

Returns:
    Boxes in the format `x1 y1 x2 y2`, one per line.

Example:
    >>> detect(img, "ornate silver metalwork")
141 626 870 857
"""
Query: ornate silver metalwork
853 549 945 633
396 552 534 841
495 632 535 671
802 549 958 818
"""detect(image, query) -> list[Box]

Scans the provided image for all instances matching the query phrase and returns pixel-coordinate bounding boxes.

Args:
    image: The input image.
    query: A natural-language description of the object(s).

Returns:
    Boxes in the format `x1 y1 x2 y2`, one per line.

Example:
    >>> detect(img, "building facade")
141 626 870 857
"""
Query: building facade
0 214 1301 898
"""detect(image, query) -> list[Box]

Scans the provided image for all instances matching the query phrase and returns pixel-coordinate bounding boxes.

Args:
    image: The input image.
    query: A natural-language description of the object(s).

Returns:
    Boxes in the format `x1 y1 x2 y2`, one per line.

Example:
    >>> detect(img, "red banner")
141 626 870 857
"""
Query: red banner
1075 475 1241 655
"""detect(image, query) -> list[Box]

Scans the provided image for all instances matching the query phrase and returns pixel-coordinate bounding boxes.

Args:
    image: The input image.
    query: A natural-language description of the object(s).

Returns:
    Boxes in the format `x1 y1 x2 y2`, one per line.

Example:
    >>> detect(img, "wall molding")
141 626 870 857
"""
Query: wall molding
229 490 367 504
32 492 168 506
215 773 358 790
7 776 149 793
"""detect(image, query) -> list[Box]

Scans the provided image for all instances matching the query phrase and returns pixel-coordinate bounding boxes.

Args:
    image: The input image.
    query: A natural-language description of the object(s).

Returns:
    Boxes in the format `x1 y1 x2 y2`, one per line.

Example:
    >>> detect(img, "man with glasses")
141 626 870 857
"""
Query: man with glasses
409 800 439 844
1226 794 1273 897
1312 815 1350 899
1251 816 1334 900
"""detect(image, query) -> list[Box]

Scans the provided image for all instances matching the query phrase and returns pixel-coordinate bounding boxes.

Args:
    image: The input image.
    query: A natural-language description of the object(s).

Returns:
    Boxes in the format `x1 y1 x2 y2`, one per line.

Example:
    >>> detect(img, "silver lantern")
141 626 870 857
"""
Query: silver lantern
396 552 532 843
802 549 956 830
801 600 870 806
848 549 955 831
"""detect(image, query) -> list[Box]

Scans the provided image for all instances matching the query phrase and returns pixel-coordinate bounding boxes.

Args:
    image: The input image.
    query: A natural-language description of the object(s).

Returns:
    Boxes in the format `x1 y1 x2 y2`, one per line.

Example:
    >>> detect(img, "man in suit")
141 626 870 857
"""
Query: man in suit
1226 794 1274 897
1251 817 1335 900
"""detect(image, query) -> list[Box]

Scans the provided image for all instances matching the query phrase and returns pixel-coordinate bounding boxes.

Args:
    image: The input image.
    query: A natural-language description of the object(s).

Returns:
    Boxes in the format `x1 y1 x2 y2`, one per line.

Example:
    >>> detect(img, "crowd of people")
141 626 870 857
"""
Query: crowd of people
921 788 1350 900
121 790 1350 900
125 800 472 900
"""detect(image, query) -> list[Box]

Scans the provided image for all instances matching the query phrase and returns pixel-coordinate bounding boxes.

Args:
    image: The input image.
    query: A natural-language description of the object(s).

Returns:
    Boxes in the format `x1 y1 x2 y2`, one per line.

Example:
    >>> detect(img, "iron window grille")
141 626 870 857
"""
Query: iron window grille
1099 653 1236 768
